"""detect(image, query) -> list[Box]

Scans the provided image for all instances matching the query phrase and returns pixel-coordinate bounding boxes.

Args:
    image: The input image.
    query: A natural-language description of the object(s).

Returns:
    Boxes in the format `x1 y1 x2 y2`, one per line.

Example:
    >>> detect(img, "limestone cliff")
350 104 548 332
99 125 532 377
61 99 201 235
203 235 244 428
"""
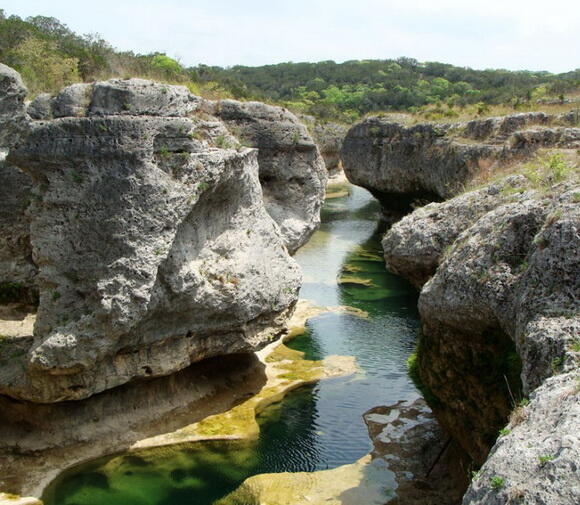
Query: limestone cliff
0 71 329 403
341 112 579 213
381 159 579 502
345 109 579 503
0 65 36 303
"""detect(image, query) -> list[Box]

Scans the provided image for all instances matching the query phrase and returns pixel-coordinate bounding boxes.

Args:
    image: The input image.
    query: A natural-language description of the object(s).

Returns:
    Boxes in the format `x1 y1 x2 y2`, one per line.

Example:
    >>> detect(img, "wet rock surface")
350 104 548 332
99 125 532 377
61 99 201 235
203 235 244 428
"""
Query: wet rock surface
364 397 467 505
0 353 266 496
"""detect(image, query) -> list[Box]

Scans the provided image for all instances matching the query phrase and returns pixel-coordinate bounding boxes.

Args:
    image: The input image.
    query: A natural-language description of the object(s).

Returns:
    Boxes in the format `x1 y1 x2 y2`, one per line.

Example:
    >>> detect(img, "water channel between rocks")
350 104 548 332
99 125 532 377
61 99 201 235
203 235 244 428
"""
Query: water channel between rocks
43 185 421 505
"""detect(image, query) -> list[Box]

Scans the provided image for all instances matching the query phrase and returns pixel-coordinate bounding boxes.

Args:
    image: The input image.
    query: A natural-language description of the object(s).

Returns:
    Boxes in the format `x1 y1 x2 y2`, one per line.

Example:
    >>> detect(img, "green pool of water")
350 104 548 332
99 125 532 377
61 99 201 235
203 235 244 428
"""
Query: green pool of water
43 185 420 505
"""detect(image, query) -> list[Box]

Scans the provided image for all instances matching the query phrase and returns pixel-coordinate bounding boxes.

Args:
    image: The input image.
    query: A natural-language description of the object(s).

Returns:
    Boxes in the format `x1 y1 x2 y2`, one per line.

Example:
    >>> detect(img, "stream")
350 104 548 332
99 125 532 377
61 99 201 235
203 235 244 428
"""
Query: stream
43 185 421 505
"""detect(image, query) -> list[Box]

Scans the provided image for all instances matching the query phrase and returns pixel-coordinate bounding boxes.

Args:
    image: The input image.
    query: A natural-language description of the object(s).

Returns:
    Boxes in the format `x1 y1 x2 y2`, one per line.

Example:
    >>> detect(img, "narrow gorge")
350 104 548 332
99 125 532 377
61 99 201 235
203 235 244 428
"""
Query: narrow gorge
0 61 578 505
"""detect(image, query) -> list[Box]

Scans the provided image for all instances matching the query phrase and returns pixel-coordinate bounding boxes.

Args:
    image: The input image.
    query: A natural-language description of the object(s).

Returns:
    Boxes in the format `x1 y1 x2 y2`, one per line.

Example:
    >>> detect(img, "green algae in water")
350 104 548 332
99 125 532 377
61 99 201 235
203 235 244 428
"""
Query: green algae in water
44 186 421 505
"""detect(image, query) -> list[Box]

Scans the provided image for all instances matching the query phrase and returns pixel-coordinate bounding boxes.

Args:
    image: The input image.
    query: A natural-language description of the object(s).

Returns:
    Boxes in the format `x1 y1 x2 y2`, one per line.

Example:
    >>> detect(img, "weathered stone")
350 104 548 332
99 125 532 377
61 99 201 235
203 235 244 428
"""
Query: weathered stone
89 78 199 117
462 112 550 141
27 93 53 120
0 66 35 303
341 112 576 213
365 398 467 505
52 83 93 118
0 353 266 496
0 63 28 149
215 99 327 253
0 155 36 302
307 119 348 172
463 371 580 505
4 111 302 402
341 118 515 209
510 127 580 149
382 176 531 288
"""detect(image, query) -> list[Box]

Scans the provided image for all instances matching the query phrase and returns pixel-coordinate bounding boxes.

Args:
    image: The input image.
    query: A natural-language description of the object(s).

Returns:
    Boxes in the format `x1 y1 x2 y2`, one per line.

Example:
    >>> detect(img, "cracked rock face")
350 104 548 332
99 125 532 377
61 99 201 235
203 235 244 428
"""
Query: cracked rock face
1 76 303 403
463 372 579 505
214 99 327 254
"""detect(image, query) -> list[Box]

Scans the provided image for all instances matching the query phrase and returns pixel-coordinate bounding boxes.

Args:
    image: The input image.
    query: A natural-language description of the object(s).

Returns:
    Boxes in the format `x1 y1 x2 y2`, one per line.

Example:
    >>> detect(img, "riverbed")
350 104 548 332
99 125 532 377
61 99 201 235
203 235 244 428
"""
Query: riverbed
43 185 421 505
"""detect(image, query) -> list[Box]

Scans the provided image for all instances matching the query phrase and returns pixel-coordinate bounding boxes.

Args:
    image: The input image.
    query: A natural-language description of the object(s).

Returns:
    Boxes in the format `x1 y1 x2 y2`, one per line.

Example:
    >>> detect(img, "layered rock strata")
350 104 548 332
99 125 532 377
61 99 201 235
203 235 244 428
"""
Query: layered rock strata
341 112 580 212
0 73 329 403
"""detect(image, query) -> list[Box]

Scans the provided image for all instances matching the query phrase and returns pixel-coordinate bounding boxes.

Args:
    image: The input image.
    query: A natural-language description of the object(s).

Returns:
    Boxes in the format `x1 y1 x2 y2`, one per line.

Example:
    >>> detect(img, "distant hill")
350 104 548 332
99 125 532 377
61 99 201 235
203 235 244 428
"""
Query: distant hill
1 9 579 122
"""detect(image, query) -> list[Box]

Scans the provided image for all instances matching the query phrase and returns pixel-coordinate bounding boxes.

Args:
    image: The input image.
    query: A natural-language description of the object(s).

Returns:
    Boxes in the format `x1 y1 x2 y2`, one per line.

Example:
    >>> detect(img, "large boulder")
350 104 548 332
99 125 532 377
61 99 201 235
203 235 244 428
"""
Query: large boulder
214 100 327 253
0 63 28 148
1 79 303 403
306 118 348 173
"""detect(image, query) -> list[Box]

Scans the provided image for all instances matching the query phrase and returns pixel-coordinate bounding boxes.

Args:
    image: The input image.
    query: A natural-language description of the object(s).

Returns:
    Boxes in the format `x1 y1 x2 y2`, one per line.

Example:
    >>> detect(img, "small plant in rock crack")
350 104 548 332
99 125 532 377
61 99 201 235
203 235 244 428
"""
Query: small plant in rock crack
471 470 482 481
551 356 564 372
499 427 511 436
215 134 232 149
538 454 555 466
490 476 505 490
197 182 210 192
158 146 171 158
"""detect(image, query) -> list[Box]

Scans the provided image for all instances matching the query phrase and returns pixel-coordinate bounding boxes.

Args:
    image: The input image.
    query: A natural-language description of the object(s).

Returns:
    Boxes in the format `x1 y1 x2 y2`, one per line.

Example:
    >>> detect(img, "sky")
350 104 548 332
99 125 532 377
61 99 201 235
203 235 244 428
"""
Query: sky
2 0 579 73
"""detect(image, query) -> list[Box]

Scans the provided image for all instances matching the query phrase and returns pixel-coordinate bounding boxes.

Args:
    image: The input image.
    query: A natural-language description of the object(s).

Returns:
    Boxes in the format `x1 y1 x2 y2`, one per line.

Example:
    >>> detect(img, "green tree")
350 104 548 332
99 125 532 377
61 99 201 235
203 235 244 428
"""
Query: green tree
7 37 80 95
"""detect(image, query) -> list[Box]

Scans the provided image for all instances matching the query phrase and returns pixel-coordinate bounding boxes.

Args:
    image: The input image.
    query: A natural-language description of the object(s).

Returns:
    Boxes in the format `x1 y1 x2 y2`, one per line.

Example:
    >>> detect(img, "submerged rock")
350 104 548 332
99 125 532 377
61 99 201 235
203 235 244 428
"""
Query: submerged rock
364 398 467 505
214 100 327 253
0 73 312 403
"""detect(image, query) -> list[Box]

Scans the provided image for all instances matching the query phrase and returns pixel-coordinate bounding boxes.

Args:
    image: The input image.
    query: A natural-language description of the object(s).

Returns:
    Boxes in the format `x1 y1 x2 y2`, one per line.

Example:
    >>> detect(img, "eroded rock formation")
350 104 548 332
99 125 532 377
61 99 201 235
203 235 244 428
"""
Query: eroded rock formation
212 100 327 253
305 118 348 174
0 71 330 403
344 108 579 503
0 65 36 303
341 112 580 213
382 169 579 499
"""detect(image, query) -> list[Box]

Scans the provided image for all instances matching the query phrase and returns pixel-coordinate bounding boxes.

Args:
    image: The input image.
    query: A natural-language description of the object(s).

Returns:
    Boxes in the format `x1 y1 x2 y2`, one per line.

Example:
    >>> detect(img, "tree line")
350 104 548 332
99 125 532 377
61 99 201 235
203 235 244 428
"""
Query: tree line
1 10 578 122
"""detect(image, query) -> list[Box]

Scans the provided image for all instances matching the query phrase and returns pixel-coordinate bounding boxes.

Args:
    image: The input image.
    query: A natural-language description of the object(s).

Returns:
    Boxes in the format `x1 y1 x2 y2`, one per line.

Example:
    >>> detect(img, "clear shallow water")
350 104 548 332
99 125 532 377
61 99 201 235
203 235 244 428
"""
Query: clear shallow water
43 186 420 505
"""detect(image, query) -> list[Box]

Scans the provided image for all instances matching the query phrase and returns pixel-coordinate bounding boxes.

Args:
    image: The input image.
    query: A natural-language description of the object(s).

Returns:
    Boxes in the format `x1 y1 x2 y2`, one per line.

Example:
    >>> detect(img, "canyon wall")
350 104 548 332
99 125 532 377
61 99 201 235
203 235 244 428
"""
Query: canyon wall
342 112 579 214
344 112 579 504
